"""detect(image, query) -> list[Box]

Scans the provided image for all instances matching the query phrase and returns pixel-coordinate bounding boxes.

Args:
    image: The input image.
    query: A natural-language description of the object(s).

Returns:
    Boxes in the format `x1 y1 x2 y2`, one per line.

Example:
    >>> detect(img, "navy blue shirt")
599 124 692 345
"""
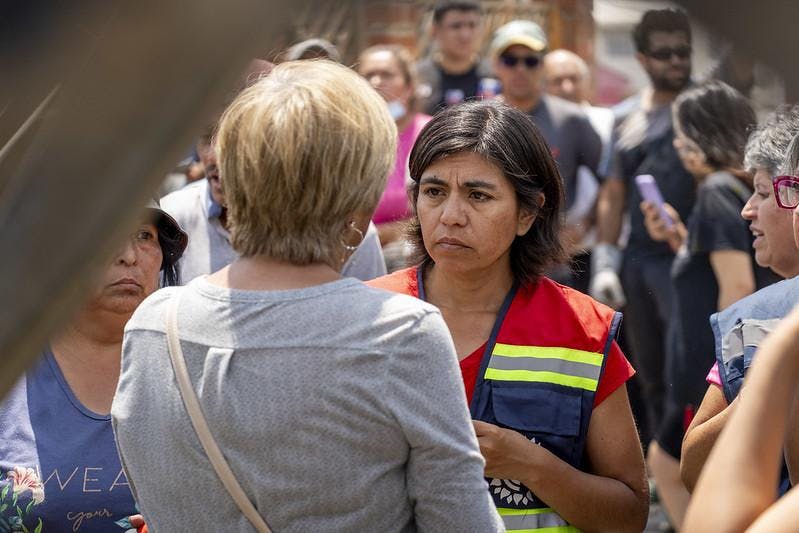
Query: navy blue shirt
0 351 137 533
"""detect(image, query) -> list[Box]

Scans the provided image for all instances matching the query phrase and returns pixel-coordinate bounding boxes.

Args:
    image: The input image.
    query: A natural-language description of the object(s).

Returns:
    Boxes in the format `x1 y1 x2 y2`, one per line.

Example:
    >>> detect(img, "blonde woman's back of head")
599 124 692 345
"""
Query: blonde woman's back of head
216 60 397 266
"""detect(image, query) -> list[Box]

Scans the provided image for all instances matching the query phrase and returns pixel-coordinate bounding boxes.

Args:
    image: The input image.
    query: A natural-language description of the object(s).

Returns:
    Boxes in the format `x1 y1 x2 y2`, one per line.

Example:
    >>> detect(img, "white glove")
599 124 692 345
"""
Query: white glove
590 243 626 309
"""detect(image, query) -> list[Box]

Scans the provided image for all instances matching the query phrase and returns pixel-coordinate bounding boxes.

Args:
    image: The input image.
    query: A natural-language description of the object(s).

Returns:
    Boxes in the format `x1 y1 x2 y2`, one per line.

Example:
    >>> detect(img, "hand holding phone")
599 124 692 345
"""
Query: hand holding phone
635 174 673 228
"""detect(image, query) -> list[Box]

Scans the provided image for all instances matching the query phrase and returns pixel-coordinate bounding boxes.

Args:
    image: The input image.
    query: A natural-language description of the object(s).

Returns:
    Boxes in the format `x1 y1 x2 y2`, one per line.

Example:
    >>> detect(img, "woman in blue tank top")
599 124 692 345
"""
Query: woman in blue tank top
0 202 186 533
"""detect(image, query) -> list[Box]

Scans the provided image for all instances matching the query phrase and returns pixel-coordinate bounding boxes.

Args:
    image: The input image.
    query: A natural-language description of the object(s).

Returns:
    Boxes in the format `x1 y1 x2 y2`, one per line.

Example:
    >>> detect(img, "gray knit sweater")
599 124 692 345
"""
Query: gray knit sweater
111 276 502 532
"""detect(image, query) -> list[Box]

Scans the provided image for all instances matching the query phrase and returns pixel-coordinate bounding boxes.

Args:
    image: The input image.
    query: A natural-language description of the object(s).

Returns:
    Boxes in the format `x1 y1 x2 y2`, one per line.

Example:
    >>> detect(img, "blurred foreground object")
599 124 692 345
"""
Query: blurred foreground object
0 0 300 399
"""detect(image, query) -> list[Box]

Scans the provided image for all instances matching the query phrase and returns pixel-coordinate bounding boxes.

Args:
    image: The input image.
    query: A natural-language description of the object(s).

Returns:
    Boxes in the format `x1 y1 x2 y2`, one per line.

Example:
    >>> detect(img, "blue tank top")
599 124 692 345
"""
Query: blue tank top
0 351 137 532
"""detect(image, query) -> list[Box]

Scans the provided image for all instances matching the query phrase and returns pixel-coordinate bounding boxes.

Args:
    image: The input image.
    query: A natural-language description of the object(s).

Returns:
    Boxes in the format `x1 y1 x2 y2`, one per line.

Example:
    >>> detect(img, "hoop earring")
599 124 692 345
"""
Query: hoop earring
341 221 365 253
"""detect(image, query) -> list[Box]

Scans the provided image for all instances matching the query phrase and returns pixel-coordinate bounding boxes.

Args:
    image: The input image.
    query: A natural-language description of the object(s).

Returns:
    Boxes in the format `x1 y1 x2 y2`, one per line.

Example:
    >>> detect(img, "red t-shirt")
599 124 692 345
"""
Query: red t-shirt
368 267 635 408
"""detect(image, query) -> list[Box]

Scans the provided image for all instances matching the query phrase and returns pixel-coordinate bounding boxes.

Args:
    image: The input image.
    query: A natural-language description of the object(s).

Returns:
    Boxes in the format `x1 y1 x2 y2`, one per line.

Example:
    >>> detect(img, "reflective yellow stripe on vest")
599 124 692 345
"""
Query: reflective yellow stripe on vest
483 344 603 391
498 507 581 532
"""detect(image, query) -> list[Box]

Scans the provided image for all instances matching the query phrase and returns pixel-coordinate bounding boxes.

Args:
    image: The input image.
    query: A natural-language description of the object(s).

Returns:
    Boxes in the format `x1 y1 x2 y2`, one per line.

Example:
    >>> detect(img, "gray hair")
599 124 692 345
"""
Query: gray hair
745 105 799 176
781 132 799 176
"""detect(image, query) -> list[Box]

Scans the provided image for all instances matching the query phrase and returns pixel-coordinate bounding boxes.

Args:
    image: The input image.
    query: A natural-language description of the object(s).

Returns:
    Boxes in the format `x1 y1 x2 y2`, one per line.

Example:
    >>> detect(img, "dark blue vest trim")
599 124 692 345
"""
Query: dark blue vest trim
598 311 623 383
416 266 426 300
416 265 519 418
469 282 519 418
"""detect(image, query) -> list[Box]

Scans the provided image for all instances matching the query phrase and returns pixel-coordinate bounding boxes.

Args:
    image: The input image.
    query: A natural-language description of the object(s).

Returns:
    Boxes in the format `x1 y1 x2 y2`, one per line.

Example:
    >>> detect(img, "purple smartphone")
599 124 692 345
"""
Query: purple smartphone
635 174 673 228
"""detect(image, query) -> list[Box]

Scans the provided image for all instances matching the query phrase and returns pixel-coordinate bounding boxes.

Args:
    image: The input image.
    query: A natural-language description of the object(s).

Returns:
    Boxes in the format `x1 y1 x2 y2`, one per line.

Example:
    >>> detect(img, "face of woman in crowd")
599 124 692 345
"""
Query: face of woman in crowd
673 119 711 178
199 143 226 207
416 151 536 277
359 51 412 109
742 168 799 278
90 222 163 316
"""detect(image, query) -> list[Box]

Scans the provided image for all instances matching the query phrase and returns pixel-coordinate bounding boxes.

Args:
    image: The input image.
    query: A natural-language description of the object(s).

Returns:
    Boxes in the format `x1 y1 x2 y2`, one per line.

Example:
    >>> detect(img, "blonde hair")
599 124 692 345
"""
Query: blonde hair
215 60 396 265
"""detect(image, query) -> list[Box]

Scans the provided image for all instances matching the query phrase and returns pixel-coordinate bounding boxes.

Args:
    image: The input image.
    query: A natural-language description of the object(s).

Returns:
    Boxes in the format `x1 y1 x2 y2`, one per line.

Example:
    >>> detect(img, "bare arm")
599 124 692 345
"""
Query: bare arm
746 487 799 532
475 385 648 532
709 250 756 311
785 392 799 486
684 305 799 532
596 178 625 245
680 384 733 492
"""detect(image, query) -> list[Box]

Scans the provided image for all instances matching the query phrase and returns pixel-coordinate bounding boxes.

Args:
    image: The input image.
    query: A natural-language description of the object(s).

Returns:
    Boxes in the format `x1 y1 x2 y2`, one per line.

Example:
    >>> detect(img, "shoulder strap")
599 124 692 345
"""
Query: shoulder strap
166 292 272 533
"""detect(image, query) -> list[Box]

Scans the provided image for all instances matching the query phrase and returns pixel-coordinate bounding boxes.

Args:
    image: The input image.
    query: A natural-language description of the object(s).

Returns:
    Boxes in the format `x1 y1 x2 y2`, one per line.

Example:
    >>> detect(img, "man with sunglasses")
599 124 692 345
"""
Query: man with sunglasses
591 8 696 526
490 19 602 292
416 1 494 115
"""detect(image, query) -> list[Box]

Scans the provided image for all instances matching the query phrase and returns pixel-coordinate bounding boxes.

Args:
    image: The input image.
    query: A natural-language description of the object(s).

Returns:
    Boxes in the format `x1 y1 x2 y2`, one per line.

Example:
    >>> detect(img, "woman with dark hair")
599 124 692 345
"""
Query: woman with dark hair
112 62 502 532
369 99 648 532
0 202 186 532
683 133 799 531
642 81 778 520
681 108 799 493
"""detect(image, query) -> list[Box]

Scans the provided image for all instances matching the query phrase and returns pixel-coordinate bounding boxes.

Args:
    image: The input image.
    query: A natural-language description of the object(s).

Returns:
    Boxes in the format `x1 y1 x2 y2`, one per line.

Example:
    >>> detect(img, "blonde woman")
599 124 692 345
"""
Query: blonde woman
111 61 502 532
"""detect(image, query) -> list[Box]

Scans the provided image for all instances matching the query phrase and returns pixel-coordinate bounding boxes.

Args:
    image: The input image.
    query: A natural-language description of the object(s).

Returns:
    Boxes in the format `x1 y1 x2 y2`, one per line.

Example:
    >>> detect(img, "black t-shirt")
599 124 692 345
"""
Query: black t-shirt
416 57 494 115
527 95 602 209
609 93 696 257
438 65 479 109
669 171 780 405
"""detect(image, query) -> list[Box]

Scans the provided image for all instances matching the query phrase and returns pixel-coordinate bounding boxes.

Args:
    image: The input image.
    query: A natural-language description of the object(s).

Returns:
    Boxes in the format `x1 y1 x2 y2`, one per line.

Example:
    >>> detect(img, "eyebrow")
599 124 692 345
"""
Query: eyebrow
420 176 447 186
419 176 498 190
463 179 497 190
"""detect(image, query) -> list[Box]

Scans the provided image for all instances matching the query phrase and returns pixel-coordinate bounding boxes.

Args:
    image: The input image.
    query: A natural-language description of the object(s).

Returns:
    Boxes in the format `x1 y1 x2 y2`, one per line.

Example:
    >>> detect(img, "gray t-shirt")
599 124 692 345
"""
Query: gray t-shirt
111 277 502 532
160 180 387 284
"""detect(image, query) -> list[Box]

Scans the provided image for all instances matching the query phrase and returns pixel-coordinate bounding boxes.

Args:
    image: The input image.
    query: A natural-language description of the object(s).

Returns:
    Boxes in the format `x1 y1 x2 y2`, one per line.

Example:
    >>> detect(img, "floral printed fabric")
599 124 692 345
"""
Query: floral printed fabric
0 352 138 532
0 467 44 533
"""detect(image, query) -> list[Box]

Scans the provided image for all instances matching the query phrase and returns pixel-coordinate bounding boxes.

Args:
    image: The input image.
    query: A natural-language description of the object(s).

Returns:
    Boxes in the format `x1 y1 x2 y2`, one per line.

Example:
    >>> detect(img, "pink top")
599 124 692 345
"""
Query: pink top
372 113 432 225
706 362 722 387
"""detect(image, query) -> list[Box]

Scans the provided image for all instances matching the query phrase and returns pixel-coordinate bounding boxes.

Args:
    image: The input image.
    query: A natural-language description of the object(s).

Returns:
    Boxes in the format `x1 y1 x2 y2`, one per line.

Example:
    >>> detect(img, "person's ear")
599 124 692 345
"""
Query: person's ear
517 193 544 236
635 51 648 71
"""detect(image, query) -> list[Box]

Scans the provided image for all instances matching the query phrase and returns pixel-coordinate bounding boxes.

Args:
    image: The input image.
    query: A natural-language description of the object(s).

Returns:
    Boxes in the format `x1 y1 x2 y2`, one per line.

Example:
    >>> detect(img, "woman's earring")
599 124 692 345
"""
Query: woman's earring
341 221 365 253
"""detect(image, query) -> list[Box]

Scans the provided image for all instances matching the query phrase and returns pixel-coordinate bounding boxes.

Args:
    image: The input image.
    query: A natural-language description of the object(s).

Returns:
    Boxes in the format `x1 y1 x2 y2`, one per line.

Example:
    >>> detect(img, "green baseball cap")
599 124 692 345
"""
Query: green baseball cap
490 19 548 56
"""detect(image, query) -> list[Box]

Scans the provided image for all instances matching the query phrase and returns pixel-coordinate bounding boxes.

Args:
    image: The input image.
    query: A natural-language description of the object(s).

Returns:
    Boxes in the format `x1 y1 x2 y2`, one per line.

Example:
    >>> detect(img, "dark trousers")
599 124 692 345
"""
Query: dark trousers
620 252 675 445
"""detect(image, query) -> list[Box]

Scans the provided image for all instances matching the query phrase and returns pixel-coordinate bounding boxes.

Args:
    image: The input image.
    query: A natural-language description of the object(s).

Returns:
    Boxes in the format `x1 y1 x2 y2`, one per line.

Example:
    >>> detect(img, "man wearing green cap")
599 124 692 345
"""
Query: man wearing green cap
491 19 602 291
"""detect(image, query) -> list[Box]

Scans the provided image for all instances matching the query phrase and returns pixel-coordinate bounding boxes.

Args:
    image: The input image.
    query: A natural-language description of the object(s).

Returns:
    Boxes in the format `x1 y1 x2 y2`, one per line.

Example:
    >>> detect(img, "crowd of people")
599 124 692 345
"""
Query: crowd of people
1 1 798 531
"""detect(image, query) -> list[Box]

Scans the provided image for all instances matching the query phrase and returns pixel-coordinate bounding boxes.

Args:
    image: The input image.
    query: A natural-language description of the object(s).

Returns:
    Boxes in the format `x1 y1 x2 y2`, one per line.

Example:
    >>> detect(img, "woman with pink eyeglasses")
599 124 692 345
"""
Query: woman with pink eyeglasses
681 107 799 494
685 131 799 531
641 81 780 526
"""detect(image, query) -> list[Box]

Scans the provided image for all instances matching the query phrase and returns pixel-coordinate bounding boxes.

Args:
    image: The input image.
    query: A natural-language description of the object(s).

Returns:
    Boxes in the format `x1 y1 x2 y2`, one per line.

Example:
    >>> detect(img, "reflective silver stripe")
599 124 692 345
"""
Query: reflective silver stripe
721 318 780 363
488 354 601 381
500 510 571 530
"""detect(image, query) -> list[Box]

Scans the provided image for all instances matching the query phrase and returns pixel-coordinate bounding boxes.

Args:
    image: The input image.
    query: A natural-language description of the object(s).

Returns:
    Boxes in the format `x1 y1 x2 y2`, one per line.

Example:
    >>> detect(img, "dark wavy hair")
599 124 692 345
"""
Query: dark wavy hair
633 9 691 53
432 0 482 24
674 81 756 172
406 100 567 285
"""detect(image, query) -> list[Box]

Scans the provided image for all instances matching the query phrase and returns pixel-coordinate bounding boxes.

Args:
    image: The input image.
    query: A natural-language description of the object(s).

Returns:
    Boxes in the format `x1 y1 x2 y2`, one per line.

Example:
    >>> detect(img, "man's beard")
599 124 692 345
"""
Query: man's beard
650 68 691 92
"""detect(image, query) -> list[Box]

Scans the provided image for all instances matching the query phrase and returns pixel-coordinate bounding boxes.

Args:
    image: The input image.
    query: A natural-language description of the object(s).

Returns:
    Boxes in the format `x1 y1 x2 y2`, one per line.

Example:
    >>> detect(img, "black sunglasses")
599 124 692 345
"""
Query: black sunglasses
499 54 541 69
646 45 692 61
